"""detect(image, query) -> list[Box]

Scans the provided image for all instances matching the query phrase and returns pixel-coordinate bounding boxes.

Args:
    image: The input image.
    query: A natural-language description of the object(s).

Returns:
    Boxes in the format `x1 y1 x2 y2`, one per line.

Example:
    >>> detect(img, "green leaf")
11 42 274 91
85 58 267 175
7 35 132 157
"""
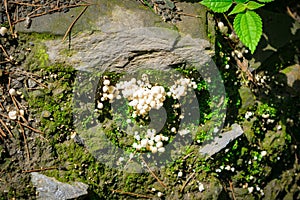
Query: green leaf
235 0 249 3
233 11 262 53
246 1 264 10
200 0 233 13
257 0 273 3
229 3 247 15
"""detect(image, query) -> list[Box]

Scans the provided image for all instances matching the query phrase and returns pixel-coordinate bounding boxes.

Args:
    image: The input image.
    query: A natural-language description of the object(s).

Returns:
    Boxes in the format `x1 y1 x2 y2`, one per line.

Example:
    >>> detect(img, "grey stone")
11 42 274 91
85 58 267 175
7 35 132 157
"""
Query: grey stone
46 27 212 73
16 0 213 74
15 0 210 39
27 79 37 88
199 124 244 158
281 64 300 90
31 172 89 200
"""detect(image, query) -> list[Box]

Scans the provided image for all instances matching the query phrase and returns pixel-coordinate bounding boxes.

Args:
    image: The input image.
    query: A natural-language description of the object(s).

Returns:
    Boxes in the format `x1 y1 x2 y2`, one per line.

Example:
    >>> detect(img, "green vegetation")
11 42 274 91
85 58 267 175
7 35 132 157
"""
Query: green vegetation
200 0 274 53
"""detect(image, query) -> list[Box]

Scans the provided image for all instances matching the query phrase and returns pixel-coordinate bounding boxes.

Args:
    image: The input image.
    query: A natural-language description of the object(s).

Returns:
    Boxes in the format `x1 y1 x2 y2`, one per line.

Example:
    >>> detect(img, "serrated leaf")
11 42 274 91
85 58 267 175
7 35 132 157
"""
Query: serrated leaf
246 1 264 10
200 0 233 13
233 11 262 53
257 0 273 3
235 0 249 3
229 3 247 15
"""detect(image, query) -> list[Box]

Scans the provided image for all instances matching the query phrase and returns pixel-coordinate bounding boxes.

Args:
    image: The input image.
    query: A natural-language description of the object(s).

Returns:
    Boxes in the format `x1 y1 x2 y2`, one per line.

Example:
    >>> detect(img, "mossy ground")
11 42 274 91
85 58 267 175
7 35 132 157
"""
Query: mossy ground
1 6 300 198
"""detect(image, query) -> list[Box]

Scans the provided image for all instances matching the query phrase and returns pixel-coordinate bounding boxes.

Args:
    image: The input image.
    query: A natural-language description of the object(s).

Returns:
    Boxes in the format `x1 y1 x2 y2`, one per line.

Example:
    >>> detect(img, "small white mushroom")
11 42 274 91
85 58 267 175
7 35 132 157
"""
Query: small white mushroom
9 88 16 96
8 110 18 120
0 27 8 36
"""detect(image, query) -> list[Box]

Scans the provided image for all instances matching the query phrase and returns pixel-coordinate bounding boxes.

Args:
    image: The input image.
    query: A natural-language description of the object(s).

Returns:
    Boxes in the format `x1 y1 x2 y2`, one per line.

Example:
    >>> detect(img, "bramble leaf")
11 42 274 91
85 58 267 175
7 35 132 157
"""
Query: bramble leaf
200 0 233 13
234 0 249 3
234 11 262 53
229 3 247 15
257 0 273 3
246 1 264 10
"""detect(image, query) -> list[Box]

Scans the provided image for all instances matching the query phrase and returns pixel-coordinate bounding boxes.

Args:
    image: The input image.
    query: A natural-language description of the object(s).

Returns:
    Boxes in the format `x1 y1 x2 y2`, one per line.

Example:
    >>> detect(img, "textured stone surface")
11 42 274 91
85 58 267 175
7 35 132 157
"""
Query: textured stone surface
16 0 213 74
15 0 210 39
46 27 212 72
199 124 244 158
31 172 89 200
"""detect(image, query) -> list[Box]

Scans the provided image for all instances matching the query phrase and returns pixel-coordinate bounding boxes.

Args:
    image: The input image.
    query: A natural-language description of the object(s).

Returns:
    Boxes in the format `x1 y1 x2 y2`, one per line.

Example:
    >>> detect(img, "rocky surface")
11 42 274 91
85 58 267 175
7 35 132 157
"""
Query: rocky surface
46 27 212 73
199 123 243 158
31 172 89 200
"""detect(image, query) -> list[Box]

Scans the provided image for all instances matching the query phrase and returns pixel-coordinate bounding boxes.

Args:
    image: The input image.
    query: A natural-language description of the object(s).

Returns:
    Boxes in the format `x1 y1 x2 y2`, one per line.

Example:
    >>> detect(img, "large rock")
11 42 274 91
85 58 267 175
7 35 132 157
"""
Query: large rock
46 27 212 72
16 0 213 73
31 172 89 200
15 0 211 40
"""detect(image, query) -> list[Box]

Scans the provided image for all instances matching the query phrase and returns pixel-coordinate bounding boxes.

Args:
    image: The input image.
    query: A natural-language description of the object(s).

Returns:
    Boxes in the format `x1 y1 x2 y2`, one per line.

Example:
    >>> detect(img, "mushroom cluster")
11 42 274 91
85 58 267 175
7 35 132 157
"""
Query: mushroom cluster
97 73 198 153
132 129 169 153
168 78 197 99
97 78 120 109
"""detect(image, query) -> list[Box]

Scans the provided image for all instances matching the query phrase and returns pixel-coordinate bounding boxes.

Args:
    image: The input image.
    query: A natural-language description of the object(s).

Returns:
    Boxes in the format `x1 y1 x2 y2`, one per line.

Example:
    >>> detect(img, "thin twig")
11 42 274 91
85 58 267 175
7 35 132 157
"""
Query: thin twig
18 121 44 135
18 122 30 162
176 12 200 18
22 166 58 173
62 5 89 42
222 13 234 33
28 77 48 88
4 0 15 37
0 118 14 138
140 156 167 188
287 6 300 23
13 4 91 24
0 113 43 134
0 128 6 138
0 102 5 111
9 2 43 7
229 180 237 200
0 44 10 59
180 171 196 193
183 151 194 160
111 189 152 199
